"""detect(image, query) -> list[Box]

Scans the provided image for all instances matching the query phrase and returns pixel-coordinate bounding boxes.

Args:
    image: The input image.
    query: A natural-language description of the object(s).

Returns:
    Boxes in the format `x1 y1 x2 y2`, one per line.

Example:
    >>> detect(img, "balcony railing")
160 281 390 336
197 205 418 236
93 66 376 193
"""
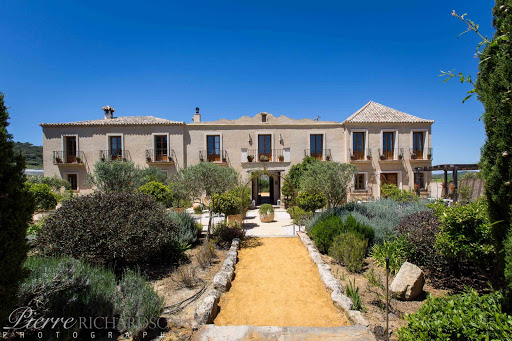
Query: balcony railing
246 149 285 162
378 148 404 160
145 149 176 163
53 151 86 165
410 148 433 160
200 149 229 163
304 149 332 161
99 150 131 162
349 148 372 161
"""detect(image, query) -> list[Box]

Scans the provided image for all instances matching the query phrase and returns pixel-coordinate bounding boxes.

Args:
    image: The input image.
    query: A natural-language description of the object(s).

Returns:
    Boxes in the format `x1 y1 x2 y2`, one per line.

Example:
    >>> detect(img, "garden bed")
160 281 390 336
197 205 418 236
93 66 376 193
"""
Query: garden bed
322 254 447 340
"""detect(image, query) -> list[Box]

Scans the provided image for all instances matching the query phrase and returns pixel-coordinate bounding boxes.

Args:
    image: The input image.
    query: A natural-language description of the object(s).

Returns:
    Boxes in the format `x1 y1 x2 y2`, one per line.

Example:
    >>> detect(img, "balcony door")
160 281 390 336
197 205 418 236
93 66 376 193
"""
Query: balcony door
310 134 323 160
258 134 272 161
155 135 168 161
109 136 122 160
353 132 365 160
65 136 77 163
383 132 395 160
207 135 221 162
413 132 424 159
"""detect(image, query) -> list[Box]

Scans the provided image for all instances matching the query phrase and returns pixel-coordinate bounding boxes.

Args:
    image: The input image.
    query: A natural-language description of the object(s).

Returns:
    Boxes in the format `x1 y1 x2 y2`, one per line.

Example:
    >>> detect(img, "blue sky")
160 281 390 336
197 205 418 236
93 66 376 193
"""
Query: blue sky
0 0 494 165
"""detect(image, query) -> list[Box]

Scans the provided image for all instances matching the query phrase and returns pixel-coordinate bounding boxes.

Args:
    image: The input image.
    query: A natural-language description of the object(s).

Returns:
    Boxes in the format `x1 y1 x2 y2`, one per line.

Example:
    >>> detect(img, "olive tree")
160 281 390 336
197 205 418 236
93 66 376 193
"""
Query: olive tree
299 162 357 208
179 162 239 236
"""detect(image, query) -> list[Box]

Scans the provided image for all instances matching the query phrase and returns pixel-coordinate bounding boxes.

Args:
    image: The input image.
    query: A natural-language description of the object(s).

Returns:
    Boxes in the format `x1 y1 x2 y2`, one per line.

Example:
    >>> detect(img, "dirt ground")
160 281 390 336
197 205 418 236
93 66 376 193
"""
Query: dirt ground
323 254 447 340
214 237 350 327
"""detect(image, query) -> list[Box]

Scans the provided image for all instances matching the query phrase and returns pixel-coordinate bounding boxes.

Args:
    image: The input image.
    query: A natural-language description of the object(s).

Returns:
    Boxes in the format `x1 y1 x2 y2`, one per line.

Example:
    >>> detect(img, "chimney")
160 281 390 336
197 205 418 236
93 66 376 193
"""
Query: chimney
193 107 201 123
102 105 115 119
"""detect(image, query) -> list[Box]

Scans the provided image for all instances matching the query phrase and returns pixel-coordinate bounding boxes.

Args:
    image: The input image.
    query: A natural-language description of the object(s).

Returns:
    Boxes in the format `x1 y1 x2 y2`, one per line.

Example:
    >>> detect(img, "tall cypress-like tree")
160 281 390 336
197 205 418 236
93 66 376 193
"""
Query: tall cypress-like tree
0 93 34 324
476 1 512 263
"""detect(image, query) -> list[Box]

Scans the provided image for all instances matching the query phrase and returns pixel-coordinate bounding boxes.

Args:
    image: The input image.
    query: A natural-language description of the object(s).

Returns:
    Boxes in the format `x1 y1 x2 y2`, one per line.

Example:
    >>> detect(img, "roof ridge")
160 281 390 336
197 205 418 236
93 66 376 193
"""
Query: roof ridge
343 101 434 124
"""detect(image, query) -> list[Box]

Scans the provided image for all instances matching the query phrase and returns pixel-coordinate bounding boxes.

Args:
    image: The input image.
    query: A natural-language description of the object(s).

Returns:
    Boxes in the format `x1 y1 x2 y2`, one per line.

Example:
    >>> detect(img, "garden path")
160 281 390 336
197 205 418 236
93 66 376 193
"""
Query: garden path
213 237 350 327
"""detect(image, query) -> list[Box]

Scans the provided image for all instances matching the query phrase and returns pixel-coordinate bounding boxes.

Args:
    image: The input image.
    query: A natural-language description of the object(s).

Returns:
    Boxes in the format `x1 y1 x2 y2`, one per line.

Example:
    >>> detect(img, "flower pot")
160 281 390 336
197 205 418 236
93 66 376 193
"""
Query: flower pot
146 157 152 162
76 158 81 163
278 156 284 162
228 214 244 224
427 155 432 160
168 156 173 162
326 156 332 161
379 155 385 160
350 155 356 160
260 212 274 223
174 207 186 213
247 156 254 162
56 158 62 163
399 155 403 160
367 156 371 160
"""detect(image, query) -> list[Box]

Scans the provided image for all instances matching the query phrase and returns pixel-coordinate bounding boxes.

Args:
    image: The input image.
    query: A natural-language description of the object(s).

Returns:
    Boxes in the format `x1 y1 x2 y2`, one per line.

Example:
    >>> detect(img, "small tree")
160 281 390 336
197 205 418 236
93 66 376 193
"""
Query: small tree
0 92 35 323
179 162 238 237
299 161 357 208
88 160 142 193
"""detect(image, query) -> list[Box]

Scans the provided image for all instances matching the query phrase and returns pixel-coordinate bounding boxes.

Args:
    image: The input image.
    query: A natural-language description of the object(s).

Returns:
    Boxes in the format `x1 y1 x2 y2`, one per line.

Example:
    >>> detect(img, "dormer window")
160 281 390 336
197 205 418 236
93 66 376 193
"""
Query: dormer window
261 113 267 123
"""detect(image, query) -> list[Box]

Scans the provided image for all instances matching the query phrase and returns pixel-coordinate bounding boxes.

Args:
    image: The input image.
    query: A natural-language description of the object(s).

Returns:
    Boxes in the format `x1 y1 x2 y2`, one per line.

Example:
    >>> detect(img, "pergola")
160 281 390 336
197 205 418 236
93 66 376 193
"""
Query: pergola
413 164 479 202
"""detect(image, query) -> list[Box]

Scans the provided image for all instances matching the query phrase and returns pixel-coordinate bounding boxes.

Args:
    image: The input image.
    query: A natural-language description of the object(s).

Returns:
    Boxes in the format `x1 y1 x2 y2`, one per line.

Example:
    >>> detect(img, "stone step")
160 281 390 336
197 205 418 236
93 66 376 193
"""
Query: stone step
192 325 376 341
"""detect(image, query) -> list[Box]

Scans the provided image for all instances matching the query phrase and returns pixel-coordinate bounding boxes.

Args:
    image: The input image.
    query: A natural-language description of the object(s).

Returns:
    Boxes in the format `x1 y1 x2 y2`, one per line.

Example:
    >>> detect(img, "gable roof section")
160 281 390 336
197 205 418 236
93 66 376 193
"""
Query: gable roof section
343 101 434 124
40 116 184 127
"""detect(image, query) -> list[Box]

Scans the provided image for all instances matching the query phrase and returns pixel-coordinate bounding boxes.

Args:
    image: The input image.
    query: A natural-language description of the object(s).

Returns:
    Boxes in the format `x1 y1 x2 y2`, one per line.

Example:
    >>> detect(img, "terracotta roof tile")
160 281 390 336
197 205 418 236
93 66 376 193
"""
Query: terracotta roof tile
40 116 184 127
343 101 434 124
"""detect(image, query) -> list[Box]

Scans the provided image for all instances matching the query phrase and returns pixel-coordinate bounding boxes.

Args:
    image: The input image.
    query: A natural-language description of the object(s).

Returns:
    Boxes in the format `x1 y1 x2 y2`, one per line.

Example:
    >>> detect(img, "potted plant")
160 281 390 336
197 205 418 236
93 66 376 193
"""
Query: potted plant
379 154 385 160
259 204 274 223
146 156 152 162
76 157 81 163
325 155 332 161
427 154 432 160
399 154 403 160
278 155 284 162
350 154 356 160
222 156 227 163
168 156 173 162
367 155 371 160
55 157 62 163
247 155 254 162
410 153 417 160
259 155 269 162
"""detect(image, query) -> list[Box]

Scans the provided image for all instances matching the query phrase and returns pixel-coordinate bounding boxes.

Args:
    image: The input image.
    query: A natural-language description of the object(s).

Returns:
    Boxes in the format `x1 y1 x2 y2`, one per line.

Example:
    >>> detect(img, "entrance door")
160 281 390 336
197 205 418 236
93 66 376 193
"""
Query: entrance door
110 136 122 160
155 135 168 161
207 135 221 162
258 134 272 161
380 173 398 186
65 136 77 163
67 174 78 191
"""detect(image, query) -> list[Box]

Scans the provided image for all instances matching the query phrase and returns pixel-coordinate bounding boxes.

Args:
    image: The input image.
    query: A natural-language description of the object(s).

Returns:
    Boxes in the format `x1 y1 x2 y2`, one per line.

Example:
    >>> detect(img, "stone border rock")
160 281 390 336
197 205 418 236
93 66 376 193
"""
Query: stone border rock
194 238 240 326
297 232 370 328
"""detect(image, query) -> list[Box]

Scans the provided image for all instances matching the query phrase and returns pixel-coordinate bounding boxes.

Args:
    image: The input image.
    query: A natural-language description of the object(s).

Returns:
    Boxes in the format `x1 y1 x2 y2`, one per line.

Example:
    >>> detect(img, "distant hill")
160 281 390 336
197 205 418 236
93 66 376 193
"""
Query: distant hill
432 170 480 182
13 142 43 169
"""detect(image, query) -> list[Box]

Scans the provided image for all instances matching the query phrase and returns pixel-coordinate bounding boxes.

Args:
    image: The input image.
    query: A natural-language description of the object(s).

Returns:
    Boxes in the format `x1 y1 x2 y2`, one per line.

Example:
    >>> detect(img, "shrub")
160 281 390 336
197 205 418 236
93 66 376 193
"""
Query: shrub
310 216 344 253
259 204 274 215
116 269 164 337
213 191 241 217
196 241 217 269
287 206 313 226
27 183 58 211
212 222 245 247
139 166 168 185
172 265 199 289
139 181 173 206
397 290 512 341
0 93 35 324
88 160 143 193
27 216 47 236
27 175 70 192
36 192 180 267
381 184 418 203
168 210 200 246
296 192 327 212
14 257 163 339
345 278 363 310
371 235 409 274
344 214 374 245
329 232 368 273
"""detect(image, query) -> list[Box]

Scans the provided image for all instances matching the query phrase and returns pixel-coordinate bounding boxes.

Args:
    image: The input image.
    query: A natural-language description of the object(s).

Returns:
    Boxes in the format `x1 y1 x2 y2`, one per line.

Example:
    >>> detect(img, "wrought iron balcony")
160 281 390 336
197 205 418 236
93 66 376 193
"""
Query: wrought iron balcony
99 150 131 162
246 149 285 162
349 149 372 161
409 148 433 160
145 149 176 163
378 148 404 161
200 149 229 163
53 151 86 165
304 149 332 161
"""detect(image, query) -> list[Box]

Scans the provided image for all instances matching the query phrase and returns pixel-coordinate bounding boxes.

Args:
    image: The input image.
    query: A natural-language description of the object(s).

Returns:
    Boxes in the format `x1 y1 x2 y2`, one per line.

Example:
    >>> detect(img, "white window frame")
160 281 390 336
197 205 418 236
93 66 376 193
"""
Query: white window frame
350 129 369 160
377 170 403 197
61 134 79 154
62 171 80 191
152 133 170 160
307 132 326 160
106 133 124 154
354 172 368 190
380 129 399 159
410 129 429 159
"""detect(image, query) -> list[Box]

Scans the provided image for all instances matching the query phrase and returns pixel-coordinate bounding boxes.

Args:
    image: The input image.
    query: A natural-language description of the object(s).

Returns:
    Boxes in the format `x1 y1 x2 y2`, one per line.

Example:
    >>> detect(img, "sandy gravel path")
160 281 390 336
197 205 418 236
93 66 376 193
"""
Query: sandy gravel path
214 237 350 327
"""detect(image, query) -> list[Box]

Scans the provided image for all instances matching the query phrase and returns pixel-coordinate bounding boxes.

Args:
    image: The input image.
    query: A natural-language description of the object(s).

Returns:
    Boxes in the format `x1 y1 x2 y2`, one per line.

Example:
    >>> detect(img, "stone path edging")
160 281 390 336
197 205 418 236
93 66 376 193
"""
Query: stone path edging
194 238 240 326
297 232 370 328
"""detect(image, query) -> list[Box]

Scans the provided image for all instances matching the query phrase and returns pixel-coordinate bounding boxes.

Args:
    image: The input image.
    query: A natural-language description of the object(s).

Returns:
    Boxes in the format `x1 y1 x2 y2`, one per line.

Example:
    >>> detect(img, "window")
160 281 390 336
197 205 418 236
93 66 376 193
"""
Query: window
352 132 365 160
261 113 267 122
382 132 395 159
109 136 122 159
258 134 272 161
207 135 221 162
67 174 78 191
413 132 424 159
310 134 323 160
355 173 366 190
65 136 77 163
380 173 398 186
414 172 425 189
155 135 168 161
